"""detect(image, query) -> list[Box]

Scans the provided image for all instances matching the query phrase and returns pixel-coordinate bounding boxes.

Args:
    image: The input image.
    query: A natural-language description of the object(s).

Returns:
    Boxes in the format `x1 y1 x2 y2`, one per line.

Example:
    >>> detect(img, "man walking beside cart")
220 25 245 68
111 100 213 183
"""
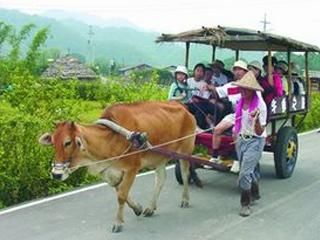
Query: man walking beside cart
232 71 267 217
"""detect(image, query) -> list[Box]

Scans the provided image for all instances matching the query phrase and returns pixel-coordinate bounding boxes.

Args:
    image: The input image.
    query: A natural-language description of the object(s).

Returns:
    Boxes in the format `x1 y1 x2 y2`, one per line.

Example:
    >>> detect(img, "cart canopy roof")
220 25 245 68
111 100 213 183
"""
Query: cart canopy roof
156 26 320 52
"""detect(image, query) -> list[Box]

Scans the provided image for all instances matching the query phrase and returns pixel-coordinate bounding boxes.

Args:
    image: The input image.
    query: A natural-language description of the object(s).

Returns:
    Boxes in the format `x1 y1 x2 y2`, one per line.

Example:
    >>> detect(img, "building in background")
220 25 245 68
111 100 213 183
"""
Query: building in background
42 56 97 80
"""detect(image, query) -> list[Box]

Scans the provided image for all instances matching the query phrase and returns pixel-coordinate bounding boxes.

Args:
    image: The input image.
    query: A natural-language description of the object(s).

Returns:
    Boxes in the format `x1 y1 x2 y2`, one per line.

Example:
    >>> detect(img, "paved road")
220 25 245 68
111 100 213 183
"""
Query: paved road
1 131 320 240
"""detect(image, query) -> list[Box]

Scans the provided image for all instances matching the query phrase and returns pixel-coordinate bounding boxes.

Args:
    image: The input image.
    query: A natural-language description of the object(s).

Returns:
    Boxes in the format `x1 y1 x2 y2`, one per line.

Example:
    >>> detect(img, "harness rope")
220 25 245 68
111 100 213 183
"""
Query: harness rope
69 125 215 171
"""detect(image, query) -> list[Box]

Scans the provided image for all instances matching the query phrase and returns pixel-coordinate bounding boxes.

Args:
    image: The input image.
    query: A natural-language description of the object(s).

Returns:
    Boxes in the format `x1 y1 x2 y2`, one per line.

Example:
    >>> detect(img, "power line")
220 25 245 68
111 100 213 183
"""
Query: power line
87 25 95 65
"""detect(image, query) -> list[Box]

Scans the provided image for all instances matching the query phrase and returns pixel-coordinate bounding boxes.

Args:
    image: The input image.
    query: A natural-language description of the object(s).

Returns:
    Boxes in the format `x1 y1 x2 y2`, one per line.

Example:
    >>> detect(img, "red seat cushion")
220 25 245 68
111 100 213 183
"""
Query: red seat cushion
195 133 235 155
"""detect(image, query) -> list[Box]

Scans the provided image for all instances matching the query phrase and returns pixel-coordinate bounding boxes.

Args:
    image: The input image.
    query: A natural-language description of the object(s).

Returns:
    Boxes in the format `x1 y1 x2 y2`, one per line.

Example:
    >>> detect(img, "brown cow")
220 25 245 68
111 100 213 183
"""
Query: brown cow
39 101 196 233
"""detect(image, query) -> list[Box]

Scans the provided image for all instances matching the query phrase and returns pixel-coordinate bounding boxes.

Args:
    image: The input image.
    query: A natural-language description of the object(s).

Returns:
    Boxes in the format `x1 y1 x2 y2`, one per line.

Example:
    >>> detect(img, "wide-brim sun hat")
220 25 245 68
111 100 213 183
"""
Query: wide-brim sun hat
290 63 300 75
276 62 289 73
232 71 264 92
174 65 189 77
233 60 248 71
248 60 262 71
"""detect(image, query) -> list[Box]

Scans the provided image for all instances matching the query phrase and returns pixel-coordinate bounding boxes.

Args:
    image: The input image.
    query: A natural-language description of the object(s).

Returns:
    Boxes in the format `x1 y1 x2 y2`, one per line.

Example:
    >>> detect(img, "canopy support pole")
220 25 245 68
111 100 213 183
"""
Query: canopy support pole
287 50 292 96
185 42 190 68
305 51 310 110
212 46 216 62
235 50 239 60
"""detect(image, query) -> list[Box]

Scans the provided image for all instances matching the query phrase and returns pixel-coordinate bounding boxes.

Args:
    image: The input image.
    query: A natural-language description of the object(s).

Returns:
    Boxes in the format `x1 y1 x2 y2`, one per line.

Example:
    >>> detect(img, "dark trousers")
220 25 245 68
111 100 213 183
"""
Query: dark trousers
185 101 222 130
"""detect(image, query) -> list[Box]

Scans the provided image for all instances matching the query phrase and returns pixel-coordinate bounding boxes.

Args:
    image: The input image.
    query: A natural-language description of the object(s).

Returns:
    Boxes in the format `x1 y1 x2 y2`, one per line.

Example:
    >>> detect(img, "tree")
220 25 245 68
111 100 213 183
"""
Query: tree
0 22 12 55
274 52 320 72
8 23 35 62
94 57 109 76
24 27 50 74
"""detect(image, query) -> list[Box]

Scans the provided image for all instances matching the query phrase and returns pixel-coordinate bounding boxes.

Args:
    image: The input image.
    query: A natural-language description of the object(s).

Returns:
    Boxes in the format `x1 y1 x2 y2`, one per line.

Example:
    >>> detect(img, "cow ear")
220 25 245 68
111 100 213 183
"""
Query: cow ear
39 133 53 145
52 121 59 127
70 121 76 130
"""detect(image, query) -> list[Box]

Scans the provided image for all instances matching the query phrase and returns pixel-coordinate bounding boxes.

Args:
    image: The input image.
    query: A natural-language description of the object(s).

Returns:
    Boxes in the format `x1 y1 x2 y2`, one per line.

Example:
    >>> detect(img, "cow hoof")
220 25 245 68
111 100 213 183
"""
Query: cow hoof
111 223 123 233
133 203 143 216
143 208 154 217
180 200 189 208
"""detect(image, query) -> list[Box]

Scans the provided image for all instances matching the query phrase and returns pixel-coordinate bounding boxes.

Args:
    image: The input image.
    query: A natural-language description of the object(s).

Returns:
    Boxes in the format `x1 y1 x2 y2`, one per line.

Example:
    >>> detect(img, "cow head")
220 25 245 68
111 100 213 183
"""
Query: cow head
39 121 86 181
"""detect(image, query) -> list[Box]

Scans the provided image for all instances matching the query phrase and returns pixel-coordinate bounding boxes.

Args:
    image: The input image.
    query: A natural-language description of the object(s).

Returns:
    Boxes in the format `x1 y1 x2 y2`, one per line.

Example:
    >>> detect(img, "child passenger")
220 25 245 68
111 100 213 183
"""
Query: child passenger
232 71 267 217
168 65 203 188
168 65 191 103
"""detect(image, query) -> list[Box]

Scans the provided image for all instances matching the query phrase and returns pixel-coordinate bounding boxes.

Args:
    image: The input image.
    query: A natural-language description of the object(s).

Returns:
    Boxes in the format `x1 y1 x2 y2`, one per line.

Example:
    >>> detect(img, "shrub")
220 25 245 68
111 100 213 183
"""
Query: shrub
0 73 97 207
0 110 99 206
74 77 168 104
298 92 320 132
0 72 168 208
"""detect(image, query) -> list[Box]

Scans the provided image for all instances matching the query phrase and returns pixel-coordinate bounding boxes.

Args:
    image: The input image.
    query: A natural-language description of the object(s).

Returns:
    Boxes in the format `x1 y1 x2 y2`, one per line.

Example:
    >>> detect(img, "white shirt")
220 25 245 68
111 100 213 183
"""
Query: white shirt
216 82 241 107
187 77 211 99
211 73 228 86
239 98 267 137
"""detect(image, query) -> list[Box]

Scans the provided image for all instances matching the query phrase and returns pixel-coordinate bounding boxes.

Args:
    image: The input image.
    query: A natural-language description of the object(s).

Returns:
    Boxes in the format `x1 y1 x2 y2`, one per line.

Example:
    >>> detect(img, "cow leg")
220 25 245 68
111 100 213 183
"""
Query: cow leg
114 187 143 216
179 159 190 208
112 169 138 233
143 163 166 217
126 196 143 216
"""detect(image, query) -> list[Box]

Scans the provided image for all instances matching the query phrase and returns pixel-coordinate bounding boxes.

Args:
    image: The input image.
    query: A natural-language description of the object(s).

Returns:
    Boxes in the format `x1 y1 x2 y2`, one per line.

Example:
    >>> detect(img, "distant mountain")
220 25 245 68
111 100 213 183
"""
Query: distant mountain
41 9 141 29
0 8 261 68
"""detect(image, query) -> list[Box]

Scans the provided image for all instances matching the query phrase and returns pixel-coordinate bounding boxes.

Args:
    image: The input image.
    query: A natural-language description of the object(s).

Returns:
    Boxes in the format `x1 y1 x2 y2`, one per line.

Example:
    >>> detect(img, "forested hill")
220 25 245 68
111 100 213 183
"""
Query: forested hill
0 8 234 67
1 8 319 70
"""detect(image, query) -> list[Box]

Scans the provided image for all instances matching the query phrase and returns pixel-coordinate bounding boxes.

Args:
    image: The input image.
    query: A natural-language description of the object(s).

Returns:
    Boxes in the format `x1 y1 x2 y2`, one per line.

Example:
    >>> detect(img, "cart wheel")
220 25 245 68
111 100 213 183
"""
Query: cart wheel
174 160 191 185
274 126 298 178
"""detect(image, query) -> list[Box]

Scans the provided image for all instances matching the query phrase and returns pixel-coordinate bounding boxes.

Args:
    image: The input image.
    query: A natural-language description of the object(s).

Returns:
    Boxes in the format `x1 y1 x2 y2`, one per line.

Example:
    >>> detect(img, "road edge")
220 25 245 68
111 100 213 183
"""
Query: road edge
1 127 319 216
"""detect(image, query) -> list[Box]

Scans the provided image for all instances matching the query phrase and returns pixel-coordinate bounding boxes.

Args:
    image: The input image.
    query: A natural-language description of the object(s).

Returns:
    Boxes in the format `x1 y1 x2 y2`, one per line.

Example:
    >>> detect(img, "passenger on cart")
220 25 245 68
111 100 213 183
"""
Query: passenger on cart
248 61 263 81
206 60 248 170
260 56 284 105
168 65 204 187
168 65 191 103
275 61 289 95
185 63 224 131
210 60 229 87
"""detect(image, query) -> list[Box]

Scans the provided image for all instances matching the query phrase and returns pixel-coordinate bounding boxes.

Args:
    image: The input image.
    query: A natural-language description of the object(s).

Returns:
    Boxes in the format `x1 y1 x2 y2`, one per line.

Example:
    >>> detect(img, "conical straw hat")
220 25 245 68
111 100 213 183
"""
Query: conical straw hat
233 71 264 92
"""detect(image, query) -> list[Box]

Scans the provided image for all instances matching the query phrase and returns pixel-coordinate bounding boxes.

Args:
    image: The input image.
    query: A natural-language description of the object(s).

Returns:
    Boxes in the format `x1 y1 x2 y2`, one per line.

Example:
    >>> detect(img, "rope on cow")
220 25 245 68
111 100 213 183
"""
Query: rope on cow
68 125 215 171
71 113 257 170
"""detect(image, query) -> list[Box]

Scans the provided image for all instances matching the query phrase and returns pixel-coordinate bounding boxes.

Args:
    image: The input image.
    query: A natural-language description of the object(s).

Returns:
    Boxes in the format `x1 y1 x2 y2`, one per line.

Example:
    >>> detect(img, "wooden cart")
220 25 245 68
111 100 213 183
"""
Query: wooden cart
156 26 320 180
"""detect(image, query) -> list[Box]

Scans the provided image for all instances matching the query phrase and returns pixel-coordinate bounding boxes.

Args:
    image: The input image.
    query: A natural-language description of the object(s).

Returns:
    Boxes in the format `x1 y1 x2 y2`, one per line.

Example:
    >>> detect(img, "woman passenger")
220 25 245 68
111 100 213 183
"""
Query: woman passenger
275 61 289 95
260 56 284 106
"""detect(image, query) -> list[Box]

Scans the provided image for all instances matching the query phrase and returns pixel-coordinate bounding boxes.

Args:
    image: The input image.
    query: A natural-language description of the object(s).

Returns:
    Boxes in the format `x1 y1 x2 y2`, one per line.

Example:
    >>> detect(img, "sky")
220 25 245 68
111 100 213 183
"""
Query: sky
1 0 320 46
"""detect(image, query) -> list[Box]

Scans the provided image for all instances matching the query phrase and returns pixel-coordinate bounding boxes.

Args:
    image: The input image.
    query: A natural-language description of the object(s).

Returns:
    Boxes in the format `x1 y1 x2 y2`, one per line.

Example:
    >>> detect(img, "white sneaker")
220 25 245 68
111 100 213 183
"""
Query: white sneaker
230 161 240 173
203 157 220 169
195 126 204 133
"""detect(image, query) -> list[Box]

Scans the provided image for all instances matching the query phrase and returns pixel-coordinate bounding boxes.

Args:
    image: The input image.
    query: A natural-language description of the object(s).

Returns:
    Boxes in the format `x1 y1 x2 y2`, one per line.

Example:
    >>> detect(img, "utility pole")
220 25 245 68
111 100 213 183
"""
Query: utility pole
260 13 271 32
87 25 95 65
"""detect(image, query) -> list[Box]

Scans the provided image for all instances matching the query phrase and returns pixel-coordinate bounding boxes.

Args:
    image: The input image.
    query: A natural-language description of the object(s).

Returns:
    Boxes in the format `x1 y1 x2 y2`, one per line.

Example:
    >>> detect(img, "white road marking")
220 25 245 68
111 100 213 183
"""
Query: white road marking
298 127 320 136
0 165 174 216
